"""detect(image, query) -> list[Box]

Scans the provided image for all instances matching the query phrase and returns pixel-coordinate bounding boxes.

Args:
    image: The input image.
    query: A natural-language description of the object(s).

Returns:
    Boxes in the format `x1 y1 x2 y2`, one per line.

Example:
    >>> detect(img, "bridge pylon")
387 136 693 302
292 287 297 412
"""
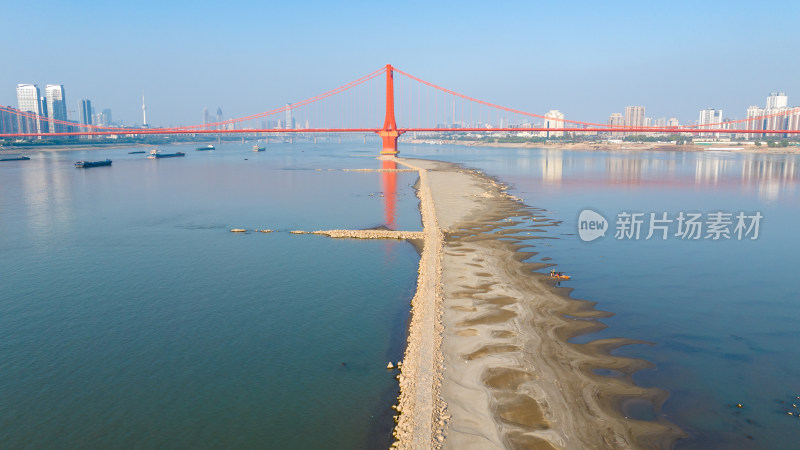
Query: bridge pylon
377 64 404 156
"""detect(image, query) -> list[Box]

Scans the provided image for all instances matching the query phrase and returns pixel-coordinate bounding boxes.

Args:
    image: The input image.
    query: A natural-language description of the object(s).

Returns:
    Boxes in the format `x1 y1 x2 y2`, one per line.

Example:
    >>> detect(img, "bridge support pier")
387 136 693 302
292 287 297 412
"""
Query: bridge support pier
378 129 401 155
376 64 403 156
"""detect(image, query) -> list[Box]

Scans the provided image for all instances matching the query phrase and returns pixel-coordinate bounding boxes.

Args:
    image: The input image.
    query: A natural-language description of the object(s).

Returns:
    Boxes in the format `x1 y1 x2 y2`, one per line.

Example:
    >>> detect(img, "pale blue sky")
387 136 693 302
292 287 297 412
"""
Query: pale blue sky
3 0 798 126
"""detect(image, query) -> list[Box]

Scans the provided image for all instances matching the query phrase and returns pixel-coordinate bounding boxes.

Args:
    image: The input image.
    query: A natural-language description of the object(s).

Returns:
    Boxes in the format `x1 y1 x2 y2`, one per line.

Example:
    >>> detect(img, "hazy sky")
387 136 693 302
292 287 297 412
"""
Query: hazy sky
3 0 798 127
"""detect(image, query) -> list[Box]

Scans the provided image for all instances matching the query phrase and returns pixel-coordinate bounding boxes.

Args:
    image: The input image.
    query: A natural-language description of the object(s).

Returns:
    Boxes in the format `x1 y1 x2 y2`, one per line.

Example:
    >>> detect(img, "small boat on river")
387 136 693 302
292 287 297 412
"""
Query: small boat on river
147 149 186 159
75 159 112 168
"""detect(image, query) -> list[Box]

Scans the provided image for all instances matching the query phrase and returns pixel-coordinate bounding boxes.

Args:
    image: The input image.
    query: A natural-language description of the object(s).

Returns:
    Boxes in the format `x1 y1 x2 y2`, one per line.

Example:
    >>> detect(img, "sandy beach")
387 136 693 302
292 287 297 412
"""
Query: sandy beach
423 161 686 449
310 156 685 448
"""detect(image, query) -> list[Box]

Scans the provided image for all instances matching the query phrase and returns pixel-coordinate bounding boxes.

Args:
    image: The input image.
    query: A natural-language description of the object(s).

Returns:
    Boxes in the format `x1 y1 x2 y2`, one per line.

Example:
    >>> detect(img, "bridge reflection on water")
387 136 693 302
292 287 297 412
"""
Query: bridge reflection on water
381 159 398 230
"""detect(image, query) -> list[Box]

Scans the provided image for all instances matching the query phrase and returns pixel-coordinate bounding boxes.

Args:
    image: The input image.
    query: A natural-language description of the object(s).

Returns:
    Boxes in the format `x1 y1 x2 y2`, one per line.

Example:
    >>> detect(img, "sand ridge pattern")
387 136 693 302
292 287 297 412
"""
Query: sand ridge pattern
298 156 684 449
419 159 685 449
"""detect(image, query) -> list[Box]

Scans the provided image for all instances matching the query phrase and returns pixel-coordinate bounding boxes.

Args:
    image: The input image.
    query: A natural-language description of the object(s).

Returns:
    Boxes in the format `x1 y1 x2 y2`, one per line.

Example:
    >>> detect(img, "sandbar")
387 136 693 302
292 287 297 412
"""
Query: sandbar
391 157 685 449
304 155 685 449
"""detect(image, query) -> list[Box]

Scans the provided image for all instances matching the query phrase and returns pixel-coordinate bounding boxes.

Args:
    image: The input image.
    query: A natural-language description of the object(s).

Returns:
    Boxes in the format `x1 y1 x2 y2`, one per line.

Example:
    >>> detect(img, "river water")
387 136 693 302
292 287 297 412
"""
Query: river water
403 143 800 449
0 141 421 449
3 140 799 448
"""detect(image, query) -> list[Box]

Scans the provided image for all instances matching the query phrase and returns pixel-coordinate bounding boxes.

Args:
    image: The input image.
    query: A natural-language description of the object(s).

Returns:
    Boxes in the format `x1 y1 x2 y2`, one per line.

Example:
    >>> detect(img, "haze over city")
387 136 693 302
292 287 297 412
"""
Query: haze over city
3 0 799 127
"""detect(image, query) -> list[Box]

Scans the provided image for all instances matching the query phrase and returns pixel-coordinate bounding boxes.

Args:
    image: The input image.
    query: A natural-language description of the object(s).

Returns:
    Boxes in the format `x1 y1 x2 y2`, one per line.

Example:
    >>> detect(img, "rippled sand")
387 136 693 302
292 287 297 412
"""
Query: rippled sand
400 158 684 449
305 157 684 449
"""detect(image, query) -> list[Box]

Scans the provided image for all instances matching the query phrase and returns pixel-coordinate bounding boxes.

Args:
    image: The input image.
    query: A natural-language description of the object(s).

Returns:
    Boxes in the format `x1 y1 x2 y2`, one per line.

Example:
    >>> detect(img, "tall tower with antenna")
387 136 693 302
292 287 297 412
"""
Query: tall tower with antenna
142 93 148 128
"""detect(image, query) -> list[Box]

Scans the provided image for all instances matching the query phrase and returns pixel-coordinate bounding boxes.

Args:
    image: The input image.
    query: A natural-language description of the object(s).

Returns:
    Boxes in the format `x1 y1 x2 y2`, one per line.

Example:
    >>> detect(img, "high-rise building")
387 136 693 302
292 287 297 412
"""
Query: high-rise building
141 94 148 128
667 117 679 127
16 84 43 134
285 103 295 130
642 117 654 136
746 105 765 138
766 92 788 110
698 108 723 137
203 107 209 126
543 110 564 138
45 84 68 133
216 107 223 130
102 109 112 126
764 110 788 137
762 92 789 137
39 96 49 134
608 112 624 137
624 106 645 136
80 99 93 126
787 108 800 133
0 106 20 135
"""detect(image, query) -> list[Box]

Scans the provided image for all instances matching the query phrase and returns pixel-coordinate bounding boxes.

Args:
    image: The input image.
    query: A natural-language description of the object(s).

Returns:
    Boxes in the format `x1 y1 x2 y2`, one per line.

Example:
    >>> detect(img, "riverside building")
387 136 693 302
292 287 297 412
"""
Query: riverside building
45 84 68 134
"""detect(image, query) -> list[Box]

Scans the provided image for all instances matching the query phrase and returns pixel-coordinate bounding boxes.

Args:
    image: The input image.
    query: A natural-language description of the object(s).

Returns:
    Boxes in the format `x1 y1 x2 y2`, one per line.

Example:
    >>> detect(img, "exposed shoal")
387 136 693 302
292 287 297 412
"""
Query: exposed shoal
391 157 684 449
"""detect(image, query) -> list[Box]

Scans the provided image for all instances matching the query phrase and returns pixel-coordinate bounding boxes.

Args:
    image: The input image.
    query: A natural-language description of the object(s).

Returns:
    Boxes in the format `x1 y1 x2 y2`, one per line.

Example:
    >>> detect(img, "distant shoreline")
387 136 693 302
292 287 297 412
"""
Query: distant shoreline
3 138 799 155
404 138 800 154
0 140 216 154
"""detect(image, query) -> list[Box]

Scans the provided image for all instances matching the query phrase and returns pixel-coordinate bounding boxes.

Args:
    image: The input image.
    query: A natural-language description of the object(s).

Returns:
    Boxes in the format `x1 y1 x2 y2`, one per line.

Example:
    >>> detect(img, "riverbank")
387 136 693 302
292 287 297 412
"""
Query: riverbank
392 157 684 448
0 140 219 154
287 155 684 448
405 138 800 154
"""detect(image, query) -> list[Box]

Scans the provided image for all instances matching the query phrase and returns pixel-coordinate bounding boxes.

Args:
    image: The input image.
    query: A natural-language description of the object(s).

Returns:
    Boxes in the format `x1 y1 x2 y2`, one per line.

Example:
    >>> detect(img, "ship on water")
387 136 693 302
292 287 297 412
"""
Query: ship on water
253 145 265 152
196 145 215 151
0 155 31 161
147 149 186 159
75 159 112 168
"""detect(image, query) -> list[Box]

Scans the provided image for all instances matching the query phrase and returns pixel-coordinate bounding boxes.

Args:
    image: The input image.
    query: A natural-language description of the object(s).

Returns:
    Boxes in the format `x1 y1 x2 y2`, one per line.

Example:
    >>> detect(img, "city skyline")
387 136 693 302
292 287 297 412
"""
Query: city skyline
2 1 798 127
6 81 797 136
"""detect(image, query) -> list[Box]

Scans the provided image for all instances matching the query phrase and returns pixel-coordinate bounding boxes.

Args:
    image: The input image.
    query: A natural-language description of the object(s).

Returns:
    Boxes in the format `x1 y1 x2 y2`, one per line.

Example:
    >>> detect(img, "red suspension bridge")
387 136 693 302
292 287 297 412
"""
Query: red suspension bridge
2 64 799 155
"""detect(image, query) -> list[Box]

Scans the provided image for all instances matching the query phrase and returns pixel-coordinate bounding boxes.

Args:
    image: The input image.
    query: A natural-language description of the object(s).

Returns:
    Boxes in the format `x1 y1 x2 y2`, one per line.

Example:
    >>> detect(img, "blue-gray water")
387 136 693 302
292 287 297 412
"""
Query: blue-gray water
403 144 800 449
4 141 800 449
0 141 421 448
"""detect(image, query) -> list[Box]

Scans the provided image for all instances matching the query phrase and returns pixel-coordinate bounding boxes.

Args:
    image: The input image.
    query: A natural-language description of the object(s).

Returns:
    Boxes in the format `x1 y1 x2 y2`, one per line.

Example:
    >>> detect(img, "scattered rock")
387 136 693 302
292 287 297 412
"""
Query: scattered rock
387 362 394 369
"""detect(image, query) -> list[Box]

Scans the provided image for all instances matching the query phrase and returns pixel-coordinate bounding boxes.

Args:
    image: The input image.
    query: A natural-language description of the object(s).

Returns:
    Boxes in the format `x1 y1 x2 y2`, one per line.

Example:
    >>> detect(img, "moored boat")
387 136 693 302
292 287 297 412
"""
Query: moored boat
75 159 112 168
0 155 31 161
147 149 186 159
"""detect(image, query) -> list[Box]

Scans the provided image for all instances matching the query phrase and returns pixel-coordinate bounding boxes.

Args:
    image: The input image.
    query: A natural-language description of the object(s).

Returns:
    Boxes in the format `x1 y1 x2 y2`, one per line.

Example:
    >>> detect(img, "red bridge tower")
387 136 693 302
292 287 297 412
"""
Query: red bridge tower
377 64 403 155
